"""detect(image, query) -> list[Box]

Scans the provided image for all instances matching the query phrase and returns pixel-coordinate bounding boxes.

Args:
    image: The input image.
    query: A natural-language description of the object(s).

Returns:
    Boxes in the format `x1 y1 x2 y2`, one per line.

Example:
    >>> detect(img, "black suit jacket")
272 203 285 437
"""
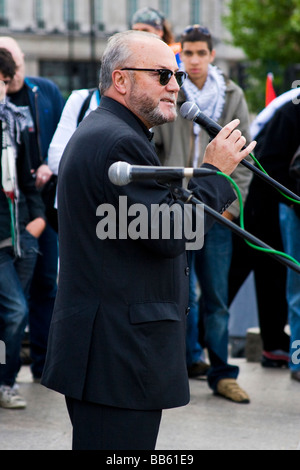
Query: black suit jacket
42 96 235 410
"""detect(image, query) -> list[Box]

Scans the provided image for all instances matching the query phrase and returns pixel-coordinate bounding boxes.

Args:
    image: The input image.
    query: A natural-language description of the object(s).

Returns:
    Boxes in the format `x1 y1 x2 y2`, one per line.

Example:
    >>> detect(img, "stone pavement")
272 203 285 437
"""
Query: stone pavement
0 359 299 450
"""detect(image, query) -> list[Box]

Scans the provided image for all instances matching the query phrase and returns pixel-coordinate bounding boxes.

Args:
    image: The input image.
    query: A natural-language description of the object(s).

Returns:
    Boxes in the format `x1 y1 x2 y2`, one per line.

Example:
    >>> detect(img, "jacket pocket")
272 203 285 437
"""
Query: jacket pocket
129 301 180 324
127 301 187 409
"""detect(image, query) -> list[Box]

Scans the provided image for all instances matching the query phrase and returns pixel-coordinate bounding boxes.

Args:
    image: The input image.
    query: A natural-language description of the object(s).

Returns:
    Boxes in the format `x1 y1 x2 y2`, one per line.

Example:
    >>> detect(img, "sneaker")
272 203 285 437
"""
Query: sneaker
187 360 210 378
0 385 27 409
216 378 250 404
261 350 289 368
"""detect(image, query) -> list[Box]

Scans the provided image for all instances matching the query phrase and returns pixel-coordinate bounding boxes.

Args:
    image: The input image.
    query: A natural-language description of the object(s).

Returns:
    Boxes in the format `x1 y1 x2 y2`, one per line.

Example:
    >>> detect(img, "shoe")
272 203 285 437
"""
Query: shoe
216 378 250 404
291 371 300 382
0 385 27 409
261 350 289 368
187 361 210 378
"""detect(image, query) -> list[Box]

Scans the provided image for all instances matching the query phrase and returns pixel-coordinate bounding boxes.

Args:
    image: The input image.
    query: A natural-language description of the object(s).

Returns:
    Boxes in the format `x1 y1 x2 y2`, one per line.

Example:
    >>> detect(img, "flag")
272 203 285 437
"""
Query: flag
265 73 276 107
169 42 182 67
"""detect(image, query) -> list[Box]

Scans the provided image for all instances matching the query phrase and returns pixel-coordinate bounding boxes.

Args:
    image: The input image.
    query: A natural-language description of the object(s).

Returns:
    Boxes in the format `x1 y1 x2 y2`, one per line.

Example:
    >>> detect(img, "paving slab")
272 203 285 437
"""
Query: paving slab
0 359 299 450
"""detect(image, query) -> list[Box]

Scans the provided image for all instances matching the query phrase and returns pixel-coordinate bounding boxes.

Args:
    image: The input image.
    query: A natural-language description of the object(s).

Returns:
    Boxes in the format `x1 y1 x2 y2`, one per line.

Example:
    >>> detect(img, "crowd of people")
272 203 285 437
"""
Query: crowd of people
0 5 299 450
0 36 64 409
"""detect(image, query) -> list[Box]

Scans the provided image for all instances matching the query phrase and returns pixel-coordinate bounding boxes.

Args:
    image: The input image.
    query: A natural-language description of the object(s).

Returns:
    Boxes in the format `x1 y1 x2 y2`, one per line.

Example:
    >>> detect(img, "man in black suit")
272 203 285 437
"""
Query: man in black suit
41 30 256 450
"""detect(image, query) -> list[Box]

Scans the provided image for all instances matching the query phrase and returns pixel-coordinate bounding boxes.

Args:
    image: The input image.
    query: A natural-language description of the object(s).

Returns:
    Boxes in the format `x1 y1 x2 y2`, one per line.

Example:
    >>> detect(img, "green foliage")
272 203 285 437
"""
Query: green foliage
223 0 300 112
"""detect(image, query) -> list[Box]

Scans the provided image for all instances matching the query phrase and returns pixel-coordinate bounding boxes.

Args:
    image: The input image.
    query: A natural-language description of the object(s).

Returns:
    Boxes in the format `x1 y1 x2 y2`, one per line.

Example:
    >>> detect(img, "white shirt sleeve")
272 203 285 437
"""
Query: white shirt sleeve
47 89 90 175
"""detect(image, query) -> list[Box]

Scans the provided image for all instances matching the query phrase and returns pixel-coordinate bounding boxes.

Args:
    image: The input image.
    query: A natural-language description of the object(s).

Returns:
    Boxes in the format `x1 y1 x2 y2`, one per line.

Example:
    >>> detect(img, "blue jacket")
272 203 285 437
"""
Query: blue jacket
24 76 65 162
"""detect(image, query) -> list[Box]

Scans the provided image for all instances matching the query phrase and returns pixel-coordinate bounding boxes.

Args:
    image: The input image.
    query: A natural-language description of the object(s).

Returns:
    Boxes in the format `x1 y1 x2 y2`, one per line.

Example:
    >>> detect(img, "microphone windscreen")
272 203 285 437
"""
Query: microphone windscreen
108 161 130 186
180 101 199 121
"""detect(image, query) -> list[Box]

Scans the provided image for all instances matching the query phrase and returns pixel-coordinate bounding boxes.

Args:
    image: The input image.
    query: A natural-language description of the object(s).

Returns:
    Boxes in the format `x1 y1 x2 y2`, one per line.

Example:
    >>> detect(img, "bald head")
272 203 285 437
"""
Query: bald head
0 36 25 93
0 37 22 53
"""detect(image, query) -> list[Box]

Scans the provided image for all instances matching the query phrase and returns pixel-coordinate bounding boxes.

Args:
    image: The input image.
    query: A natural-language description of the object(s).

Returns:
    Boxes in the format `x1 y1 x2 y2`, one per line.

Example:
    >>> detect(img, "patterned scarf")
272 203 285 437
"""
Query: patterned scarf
0 99 27 151
0 100 27 255
182 64 226 167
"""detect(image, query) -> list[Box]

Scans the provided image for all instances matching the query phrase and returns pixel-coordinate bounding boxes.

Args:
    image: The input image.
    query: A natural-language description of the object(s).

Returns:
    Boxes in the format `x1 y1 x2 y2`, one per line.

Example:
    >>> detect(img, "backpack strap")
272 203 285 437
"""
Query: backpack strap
77 88 99 126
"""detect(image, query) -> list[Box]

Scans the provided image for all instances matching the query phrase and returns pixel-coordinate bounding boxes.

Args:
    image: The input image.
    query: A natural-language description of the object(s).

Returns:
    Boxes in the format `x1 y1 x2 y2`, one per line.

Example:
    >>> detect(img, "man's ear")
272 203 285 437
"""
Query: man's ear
112 70 127 95
209 49 216 64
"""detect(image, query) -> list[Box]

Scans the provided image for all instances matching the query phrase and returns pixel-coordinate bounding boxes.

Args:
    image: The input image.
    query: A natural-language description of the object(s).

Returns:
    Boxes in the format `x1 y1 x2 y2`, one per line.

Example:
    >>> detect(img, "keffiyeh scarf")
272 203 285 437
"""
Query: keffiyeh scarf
182 64 226 167
0 100 27 255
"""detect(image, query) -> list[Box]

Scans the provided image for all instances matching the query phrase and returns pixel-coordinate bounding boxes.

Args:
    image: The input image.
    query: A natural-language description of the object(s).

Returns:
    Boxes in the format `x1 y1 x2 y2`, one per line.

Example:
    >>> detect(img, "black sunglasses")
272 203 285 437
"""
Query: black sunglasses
121 68 187 87
182 25 211 37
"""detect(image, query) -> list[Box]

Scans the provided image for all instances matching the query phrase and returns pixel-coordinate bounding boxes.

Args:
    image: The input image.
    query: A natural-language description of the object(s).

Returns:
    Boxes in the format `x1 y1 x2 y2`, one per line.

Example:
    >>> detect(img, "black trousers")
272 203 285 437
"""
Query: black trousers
65 396 162 450
228 192 289 352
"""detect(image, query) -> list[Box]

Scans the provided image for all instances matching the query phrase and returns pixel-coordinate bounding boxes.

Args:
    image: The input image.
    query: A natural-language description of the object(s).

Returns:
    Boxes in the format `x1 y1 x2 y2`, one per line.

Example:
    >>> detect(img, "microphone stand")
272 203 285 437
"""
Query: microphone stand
240 159 300 201
203 127 300 201
171 184 300 274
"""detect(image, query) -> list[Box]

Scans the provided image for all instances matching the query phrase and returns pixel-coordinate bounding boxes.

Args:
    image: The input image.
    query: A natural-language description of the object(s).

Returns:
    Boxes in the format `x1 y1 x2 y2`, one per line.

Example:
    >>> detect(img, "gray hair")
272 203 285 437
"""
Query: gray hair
99 30 159 95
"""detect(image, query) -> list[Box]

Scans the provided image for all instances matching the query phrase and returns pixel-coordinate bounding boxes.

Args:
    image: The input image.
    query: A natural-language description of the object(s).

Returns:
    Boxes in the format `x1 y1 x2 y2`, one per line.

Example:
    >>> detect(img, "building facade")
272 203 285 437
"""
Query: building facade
0 0 245 97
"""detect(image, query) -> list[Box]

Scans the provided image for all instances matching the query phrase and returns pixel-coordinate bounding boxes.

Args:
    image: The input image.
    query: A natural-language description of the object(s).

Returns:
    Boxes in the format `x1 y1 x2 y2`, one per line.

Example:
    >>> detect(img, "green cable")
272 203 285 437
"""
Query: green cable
216 167 300 267
249 152 300 205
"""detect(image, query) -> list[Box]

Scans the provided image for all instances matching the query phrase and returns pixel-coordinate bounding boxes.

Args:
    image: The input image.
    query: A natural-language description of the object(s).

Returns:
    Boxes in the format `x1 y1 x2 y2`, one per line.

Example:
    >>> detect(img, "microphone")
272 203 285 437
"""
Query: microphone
180 101 222 140
180 101 300 202
108 161 217 186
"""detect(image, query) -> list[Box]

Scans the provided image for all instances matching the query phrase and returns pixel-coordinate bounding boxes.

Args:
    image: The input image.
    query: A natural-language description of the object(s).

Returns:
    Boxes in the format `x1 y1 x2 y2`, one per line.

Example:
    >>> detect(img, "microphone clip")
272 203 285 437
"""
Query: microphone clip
170 184 194 203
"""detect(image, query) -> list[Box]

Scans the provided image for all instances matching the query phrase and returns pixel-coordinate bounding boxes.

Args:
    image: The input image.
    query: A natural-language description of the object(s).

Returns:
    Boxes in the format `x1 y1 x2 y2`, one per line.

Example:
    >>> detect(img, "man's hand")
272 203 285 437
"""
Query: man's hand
203 119 256 175
32 164 53 189
25 217 46 238
222 210 234 221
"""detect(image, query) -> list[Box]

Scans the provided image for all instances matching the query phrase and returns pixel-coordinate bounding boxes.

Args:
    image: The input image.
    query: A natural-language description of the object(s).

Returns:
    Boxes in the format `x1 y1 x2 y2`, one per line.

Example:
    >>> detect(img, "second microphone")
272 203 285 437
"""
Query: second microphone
108 161 218 186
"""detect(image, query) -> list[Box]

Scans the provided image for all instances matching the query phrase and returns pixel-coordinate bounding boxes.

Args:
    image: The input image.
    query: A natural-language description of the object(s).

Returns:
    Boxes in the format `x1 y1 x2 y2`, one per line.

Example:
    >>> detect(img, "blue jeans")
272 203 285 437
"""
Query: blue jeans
193 223 239 391
29 223 58 378
0 231 39 386
279 204 300 372
186 251 203 366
